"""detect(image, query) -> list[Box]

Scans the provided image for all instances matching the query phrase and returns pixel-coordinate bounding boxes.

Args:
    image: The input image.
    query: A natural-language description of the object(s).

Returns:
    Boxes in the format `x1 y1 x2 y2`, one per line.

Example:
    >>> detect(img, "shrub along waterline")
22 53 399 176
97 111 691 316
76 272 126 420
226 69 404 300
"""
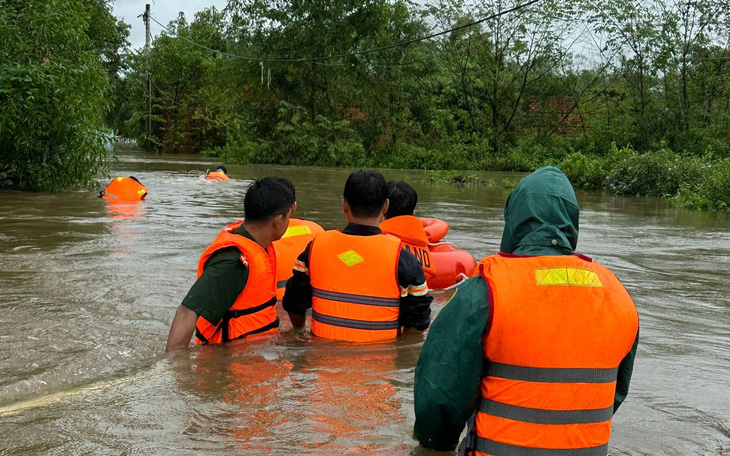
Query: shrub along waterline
213 137 728 212
558 145 729 212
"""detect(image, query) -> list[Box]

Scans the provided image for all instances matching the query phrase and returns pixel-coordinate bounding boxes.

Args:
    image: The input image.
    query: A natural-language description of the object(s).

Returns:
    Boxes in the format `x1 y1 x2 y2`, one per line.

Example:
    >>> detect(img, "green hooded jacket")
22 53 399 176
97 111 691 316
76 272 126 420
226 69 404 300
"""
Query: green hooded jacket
413 166 639 451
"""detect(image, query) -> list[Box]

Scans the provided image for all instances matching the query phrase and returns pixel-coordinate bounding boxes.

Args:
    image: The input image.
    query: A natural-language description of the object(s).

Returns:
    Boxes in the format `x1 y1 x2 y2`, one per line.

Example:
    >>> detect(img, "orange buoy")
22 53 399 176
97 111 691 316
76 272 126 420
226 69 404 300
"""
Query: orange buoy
420 217 449 243
205 171 230 181
427 242 477 290
101 176 147 201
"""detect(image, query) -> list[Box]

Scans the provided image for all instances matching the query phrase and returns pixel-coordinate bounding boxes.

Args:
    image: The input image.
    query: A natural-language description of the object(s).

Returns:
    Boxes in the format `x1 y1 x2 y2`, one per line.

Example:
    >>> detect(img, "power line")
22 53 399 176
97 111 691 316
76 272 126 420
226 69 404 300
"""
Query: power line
148 0 541 64
149 16 261 62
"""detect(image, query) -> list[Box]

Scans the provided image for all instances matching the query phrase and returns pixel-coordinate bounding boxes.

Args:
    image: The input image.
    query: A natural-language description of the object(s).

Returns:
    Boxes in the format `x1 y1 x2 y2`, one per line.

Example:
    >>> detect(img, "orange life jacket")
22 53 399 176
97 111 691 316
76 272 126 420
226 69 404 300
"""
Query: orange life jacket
102 176 148 201
471 253 638 456
194 221 278 344
205 171 230 181
380 215 436 281
272 217 324 300
309 230 402 342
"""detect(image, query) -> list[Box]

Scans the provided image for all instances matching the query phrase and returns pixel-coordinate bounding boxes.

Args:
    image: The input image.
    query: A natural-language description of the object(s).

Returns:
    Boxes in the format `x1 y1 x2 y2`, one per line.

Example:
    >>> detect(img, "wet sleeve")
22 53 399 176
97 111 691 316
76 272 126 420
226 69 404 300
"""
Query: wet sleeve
282 242 313 316
614 328 639 413
414 276 490 451
181 249 248 325
396 248 432 330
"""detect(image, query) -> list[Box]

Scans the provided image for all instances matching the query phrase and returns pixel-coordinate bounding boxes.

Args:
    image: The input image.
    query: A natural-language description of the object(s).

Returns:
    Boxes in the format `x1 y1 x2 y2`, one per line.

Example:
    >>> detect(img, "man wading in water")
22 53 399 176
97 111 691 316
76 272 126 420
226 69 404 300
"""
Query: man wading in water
166 177 294 351
282 170 432 342
414 166 639 455
379 180 437 283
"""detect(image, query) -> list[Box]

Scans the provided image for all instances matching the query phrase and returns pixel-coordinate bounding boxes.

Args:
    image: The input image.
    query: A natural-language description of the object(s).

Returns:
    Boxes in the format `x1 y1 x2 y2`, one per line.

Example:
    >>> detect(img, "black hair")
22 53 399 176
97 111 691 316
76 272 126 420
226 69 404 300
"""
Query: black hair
216 166 228 174
274 177 296 202
128 176 141 183
385 181 417 219
244 177 295 221
343 170 388 218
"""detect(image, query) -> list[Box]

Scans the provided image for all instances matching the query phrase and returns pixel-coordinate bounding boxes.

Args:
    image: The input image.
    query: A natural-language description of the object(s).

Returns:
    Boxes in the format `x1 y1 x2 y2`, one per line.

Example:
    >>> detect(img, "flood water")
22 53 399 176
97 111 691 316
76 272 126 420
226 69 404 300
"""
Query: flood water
0 153 728 455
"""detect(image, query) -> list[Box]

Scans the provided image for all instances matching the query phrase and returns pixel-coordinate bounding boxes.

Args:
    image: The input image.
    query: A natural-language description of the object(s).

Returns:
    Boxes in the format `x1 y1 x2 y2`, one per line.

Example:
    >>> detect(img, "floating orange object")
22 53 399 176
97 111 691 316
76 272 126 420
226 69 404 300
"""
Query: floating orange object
205 171 230 181
427 242 477 290
101 176 148 201
419 217 449 243
416 217 476 289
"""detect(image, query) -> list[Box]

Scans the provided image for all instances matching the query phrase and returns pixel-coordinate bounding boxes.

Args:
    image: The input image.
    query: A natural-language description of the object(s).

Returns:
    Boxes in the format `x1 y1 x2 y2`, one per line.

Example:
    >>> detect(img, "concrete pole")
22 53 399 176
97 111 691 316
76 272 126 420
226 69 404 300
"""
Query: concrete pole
144 4 151 152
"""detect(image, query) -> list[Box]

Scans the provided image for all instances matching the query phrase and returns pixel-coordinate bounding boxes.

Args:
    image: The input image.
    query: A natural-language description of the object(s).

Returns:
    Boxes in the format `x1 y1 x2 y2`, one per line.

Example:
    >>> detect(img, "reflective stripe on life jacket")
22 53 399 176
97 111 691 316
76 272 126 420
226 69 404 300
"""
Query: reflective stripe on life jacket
272 218 324 300
205 171 230 181
473 253 638 456
380 215 436 281
101 176 148 201
309 230 402 342
194 221 278 345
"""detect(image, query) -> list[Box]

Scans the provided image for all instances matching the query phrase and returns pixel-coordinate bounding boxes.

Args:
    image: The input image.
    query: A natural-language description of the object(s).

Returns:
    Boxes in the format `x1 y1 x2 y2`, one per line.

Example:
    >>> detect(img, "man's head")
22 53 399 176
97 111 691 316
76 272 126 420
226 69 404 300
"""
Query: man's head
216 166 228 174
274 176 298 214
244 177 295 242
275 177 295 200
385 181 417 219
501 166 579 255
342 170 389 222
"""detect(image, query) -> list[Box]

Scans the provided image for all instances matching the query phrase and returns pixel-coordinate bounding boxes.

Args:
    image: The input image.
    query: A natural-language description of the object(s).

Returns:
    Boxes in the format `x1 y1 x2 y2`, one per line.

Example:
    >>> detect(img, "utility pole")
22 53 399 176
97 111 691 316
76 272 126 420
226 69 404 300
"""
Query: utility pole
143 4 151 152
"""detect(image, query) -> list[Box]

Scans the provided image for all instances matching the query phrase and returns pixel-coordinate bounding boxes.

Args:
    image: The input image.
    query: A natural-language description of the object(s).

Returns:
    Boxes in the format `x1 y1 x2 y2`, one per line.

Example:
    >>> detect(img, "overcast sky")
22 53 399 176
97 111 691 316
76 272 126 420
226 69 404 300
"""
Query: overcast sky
113 1 228 50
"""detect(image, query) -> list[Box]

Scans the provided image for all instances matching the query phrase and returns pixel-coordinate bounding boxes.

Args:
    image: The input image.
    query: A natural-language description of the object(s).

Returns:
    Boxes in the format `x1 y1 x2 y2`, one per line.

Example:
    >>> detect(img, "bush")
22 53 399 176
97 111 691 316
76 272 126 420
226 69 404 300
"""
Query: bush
0 0 112 191
420 170 492 186
696 159 730 210
605 147 705 197
672 184 713 210
557 152 605 189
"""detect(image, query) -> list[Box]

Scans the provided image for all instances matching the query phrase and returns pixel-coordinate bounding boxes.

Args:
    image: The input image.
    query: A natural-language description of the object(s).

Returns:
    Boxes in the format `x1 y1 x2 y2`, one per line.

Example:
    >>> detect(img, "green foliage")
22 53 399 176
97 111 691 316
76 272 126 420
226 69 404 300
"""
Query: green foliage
420 170 493 186
695 159 730 210
502 177 521 190
108 0 730 210
604 148 705 197
552 145 729 211
558 152 605 189
0 0 114 191
672 184 714 210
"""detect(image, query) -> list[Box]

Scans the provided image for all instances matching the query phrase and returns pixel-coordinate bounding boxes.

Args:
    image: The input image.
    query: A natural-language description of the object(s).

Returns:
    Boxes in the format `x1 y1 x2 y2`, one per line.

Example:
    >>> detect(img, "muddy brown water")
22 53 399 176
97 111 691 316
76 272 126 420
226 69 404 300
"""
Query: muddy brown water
0 153 728 455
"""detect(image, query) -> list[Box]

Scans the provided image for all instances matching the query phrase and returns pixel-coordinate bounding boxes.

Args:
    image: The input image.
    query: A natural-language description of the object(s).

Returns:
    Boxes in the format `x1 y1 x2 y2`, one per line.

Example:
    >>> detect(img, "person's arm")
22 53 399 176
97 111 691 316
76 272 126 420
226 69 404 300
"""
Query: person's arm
414 276 490 451
165 305 198 352
165 249 247 351
396 248 432 331
282 242 313 328
614 328 639 413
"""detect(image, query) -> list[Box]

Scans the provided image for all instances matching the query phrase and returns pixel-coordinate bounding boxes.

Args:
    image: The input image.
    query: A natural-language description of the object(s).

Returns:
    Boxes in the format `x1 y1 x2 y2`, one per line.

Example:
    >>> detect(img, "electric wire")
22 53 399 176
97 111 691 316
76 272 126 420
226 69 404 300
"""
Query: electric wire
148 0 541 63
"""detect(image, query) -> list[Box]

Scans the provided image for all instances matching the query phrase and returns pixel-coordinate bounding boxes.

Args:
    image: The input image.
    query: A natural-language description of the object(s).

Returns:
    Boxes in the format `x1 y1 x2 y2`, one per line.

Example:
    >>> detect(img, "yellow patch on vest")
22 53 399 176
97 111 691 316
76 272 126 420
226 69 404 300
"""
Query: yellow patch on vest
337 250 364 267
282 225 312 238
534 267 603 287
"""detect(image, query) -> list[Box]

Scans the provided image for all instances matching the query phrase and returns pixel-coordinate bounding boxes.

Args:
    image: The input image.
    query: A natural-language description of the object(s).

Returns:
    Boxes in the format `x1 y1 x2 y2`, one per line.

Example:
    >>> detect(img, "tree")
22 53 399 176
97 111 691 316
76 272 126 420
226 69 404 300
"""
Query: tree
0 0 114 191
430 0 578 155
